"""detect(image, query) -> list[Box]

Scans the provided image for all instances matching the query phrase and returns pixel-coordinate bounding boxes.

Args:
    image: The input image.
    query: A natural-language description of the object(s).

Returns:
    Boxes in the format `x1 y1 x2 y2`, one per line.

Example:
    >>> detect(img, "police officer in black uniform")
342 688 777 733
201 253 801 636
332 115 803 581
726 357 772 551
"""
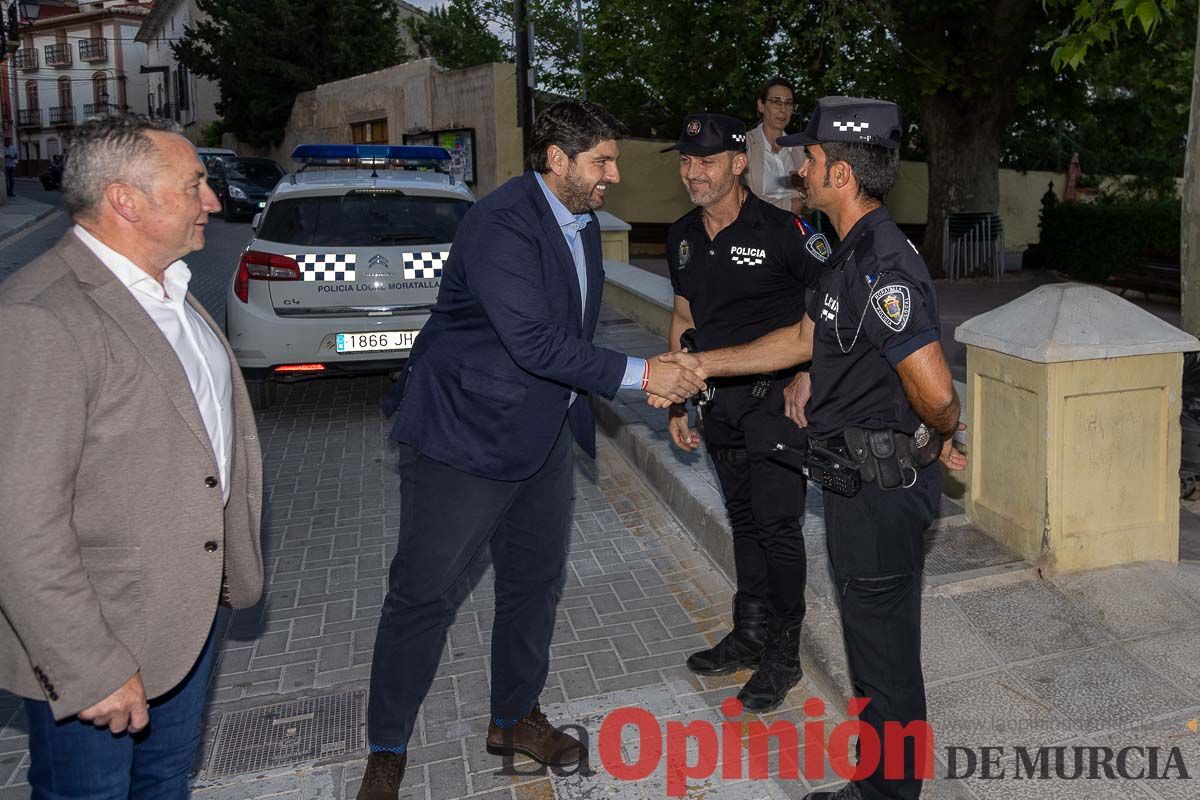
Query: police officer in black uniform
661 113 831 713
655 98 967 800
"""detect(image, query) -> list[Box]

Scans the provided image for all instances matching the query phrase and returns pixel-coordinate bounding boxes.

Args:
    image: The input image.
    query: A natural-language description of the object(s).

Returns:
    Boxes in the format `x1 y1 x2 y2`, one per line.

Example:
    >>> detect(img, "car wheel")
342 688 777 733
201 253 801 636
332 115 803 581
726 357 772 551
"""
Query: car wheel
246 377 273 411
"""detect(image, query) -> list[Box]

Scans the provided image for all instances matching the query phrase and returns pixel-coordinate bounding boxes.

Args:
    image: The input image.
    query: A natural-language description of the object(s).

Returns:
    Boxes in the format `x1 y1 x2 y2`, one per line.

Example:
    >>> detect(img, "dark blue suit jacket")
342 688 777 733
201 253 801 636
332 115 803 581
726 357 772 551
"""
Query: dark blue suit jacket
384 171 628 480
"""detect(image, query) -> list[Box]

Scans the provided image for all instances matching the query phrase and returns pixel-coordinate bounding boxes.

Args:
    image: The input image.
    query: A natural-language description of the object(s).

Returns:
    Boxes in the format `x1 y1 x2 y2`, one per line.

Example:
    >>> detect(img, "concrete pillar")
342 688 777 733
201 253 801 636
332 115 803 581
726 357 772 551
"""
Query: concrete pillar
955 284 1199 573
596 210 630 263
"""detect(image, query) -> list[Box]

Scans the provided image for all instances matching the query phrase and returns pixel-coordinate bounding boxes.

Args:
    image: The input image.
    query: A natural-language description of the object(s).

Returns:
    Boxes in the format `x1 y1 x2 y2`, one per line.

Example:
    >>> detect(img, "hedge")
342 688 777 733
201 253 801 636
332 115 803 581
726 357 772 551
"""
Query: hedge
1039 200 1180 283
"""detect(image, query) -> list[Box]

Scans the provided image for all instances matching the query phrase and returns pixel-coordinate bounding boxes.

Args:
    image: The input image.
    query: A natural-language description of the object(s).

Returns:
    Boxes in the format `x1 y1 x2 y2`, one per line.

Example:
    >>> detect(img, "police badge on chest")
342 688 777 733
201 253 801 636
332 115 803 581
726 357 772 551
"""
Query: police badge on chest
678 239 691 269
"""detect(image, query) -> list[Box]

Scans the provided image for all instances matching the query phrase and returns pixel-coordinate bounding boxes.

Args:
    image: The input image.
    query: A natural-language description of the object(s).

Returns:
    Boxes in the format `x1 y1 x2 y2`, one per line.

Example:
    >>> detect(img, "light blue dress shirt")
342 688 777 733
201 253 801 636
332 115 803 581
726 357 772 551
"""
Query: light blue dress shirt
534 173 646 391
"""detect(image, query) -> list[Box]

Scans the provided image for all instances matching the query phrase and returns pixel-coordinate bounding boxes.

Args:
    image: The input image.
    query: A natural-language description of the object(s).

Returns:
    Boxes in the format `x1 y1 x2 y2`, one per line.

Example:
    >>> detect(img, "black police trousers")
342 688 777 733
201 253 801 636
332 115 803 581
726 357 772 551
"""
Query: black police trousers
701 375 809 626
822 461 942 800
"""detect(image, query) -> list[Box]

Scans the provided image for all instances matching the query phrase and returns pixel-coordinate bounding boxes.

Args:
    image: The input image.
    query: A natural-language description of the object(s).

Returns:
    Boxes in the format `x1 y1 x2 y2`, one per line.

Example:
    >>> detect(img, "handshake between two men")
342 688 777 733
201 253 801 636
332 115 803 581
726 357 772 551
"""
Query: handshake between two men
640 351 710 405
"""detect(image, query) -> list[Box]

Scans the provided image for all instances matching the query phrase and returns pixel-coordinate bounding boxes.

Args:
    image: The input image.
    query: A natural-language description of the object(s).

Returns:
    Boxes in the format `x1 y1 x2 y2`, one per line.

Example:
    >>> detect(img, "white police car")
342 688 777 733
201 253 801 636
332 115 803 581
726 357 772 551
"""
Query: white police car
225 144 474 409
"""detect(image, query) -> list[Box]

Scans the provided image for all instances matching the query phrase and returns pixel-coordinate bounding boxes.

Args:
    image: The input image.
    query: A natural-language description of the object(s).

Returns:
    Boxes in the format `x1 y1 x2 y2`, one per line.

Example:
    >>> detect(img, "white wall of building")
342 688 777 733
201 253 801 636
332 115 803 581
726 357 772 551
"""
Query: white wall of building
137 0 219 144
14 10 150 167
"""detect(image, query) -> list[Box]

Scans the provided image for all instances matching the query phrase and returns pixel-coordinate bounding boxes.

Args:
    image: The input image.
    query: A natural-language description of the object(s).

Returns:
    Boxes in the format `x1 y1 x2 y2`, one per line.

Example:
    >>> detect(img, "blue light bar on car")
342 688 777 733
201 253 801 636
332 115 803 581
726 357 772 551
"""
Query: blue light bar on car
291 144 451 163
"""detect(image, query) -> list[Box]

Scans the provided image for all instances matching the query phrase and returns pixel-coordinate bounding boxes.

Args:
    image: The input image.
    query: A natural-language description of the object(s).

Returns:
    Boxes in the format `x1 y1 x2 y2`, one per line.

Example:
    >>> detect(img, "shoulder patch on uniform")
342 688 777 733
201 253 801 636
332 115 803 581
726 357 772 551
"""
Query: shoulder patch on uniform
678 239 691 269
805 233 831 262
870 284 911 332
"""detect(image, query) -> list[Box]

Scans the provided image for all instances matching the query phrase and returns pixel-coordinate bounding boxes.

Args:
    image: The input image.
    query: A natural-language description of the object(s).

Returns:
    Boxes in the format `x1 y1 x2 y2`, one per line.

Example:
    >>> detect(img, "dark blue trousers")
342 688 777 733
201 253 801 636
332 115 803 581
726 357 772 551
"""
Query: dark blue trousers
367 421 574 748
23 621 216 800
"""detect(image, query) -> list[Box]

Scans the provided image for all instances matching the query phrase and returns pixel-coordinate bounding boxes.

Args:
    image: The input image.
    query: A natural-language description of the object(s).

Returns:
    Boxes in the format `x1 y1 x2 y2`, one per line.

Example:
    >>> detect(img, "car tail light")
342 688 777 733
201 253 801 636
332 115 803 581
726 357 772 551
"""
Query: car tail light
273 364 326 373
234 250 301 303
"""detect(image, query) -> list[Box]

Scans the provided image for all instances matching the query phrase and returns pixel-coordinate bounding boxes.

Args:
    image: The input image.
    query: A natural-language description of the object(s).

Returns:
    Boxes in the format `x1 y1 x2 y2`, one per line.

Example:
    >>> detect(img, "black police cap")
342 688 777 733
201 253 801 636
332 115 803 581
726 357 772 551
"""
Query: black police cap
778 96 901 150
661 113 747 157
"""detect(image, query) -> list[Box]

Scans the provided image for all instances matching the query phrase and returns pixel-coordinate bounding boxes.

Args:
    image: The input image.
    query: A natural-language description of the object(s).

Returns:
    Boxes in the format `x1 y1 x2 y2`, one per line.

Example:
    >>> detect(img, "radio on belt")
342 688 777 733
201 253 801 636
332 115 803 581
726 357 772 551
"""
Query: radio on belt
769 442 862 498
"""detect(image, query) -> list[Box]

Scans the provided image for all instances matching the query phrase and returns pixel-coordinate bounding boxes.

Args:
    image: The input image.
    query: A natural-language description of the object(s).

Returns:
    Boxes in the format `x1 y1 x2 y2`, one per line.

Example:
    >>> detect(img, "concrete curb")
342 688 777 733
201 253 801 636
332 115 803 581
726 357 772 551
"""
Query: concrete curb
0 201 59 245
596 264 984 706
591 393 856 706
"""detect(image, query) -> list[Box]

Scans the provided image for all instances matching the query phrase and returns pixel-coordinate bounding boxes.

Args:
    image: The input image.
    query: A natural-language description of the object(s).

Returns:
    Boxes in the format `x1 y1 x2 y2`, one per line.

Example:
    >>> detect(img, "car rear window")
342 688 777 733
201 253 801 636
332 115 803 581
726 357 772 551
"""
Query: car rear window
226 160 284 182
257 191 471 247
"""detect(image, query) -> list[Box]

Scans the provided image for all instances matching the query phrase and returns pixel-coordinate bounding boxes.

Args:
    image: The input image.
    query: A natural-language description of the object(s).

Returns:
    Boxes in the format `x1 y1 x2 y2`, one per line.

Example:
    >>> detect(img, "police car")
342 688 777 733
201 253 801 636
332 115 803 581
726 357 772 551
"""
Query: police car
225 144 474 409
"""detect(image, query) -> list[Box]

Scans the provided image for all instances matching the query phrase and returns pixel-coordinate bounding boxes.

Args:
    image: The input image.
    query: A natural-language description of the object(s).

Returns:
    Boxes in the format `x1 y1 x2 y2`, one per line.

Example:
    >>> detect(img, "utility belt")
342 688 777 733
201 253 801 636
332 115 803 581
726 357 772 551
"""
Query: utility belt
770 425 943 497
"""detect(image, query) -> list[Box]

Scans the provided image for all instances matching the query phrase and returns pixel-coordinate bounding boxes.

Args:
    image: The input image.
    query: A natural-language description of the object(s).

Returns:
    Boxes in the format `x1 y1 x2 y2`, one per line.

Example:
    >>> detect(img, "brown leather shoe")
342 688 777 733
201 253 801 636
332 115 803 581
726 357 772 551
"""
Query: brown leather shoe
356 751 407 800
485 704 584 767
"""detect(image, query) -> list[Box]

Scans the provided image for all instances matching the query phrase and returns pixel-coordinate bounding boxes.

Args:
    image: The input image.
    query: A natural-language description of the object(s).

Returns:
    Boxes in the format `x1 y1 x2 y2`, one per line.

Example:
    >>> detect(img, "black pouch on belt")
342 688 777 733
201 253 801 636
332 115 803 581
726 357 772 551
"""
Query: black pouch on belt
843 427 906 489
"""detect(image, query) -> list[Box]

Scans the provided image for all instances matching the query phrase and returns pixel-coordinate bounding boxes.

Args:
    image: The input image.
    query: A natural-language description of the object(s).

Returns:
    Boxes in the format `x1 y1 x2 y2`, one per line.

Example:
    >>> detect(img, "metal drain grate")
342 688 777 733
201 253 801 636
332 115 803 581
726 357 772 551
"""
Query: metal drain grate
924 524 1021 576
206 690 366 777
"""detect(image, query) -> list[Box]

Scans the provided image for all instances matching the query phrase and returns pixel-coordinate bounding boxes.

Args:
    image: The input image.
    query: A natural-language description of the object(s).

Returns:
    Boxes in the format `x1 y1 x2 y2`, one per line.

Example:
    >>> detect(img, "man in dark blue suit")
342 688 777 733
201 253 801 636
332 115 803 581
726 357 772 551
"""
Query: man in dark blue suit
358 101 708 799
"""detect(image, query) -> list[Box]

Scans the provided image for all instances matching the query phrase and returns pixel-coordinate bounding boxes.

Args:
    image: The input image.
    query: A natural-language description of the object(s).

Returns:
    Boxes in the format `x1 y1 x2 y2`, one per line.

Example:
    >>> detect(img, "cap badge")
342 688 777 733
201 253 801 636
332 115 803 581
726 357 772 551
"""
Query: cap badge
678 239 691 268
833 120 870 132
686 120 702 136
871 284 911 332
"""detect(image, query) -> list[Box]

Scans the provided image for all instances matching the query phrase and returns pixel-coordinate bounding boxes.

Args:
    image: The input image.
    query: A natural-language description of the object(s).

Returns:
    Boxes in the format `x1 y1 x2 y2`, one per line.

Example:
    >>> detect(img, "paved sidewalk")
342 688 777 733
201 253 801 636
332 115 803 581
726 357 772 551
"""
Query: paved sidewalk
0 373 853 800
590 308 1200 800
0 188 58 244
3 301 1199 799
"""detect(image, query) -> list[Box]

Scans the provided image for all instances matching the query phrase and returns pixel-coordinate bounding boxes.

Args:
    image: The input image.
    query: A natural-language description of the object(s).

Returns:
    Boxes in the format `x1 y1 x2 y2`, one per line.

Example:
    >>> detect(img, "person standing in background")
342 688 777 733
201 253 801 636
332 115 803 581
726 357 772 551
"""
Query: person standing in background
4 137 17 198
744 78 806 214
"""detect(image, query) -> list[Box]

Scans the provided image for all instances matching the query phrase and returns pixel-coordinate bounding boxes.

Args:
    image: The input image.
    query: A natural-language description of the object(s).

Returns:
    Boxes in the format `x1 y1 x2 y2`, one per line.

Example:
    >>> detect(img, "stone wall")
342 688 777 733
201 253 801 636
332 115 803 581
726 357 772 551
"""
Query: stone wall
267 59 514 196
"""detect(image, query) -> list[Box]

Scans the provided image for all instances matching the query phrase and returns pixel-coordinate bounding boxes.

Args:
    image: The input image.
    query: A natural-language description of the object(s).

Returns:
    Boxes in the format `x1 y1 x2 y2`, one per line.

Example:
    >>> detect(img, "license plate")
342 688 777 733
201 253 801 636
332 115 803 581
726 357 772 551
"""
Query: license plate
336 330 416 353
257 201 267 208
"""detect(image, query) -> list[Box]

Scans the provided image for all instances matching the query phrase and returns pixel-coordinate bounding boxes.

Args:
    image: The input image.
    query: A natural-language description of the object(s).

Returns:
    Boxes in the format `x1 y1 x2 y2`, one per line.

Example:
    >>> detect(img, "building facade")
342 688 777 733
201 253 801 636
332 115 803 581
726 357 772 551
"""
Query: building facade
11 0 150 176
133 0 216 144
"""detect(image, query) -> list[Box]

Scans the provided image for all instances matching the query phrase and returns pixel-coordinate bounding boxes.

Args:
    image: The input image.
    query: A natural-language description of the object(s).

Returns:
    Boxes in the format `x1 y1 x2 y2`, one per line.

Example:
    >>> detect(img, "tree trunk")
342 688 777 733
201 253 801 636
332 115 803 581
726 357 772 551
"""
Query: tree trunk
1182 13 1200 335
919 91 1009 277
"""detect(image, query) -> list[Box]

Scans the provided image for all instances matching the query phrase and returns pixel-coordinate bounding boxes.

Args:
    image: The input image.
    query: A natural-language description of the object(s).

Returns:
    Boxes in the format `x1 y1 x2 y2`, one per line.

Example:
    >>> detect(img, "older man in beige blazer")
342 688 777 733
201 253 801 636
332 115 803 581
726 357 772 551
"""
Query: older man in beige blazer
0 114 263 798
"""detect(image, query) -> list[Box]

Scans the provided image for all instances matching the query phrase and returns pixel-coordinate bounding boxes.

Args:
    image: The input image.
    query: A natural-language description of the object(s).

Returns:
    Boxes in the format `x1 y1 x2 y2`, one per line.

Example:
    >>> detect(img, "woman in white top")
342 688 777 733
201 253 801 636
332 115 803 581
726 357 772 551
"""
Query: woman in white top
745 77 806 214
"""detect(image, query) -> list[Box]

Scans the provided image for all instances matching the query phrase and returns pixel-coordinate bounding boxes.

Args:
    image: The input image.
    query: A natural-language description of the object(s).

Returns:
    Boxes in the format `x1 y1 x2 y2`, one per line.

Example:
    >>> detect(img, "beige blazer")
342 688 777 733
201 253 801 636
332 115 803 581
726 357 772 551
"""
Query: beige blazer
744 122 806 212
0 232 263 720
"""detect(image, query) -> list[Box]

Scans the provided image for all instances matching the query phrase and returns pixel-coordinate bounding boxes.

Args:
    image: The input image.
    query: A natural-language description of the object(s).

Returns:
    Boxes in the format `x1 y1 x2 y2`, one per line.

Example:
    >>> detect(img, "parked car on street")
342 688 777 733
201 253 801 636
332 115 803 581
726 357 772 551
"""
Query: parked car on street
206 156 286 220
225 143 473 409
196 146 237 170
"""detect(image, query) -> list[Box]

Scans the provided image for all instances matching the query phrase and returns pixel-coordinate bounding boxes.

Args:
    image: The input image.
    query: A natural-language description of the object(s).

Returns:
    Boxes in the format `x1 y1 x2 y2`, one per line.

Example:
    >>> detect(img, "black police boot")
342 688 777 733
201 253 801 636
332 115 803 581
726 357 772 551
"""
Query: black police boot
737 620 803 713
802 782 863 800
686 595 769 676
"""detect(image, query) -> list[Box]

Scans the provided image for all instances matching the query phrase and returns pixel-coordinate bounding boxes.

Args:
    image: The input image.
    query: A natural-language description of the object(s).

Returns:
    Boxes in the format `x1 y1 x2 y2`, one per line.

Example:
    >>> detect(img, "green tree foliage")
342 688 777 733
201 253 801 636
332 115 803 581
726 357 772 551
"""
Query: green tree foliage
1007 1 1194 192
1011 0 1194 194
405 0 508 70
574 0 816 138
174 0 406 147
1049 0 1179 70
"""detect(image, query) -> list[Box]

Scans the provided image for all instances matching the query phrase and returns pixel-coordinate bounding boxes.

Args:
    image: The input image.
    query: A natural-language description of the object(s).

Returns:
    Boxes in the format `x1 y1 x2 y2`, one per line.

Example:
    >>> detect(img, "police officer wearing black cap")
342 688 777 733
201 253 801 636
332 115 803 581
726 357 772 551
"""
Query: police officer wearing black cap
654 98 967 800
661 113 831 713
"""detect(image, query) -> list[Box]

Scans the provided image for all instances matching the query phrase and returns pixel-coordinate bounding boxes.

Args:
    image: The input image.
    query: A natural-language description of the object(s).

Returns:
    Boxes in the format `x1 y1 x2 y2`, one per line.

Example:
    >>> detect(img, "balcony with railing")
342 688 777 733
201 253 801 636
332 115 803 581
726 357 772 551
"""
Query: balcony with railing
83 102 113 117
49 106 75 126
18 109 42 129
79 38 107 62
44 42 72 67
13 48 38 70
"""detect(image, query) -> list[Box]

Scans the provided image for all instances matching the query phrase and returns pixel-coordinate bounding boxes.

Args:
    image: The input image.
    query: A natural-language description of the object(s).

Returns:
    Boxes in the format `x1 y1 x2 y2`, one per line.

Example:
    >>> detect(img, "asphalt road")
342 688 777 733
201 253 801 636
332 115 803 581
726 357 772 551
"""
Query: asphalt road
2 179 254 329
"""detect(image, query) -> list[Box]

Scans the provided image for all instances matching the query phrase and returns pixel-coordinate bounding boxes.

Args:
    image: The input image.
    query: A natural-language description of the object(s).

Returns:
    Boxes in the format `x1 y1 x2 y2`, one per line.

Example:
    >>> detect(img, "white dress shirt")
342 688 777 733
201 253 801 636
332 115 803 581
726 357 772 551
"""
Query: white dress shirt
73 225 233 505
756 126 798 204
